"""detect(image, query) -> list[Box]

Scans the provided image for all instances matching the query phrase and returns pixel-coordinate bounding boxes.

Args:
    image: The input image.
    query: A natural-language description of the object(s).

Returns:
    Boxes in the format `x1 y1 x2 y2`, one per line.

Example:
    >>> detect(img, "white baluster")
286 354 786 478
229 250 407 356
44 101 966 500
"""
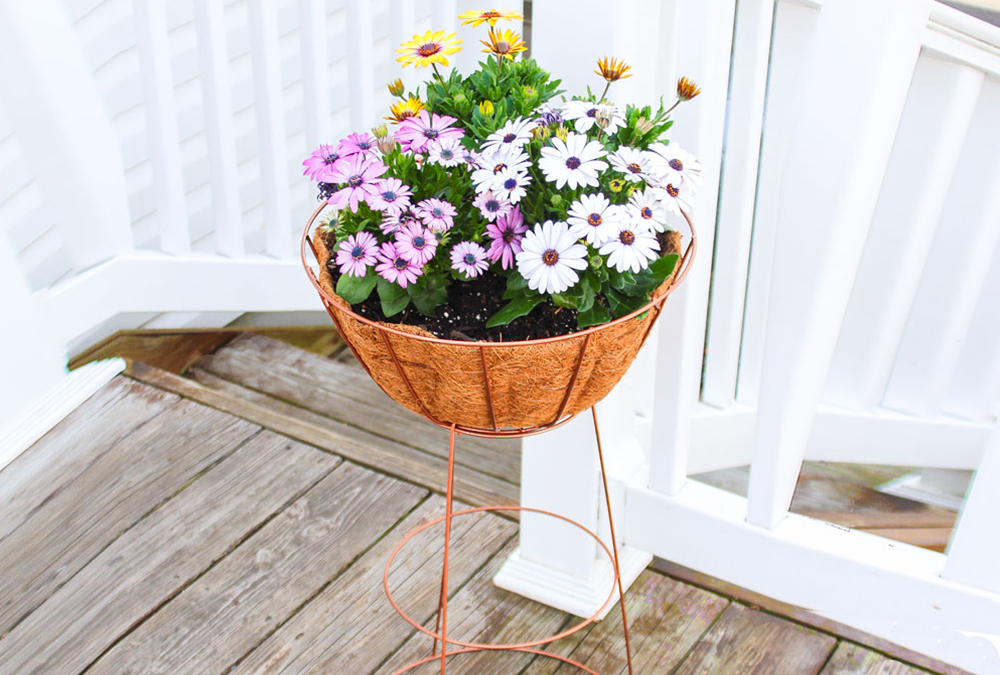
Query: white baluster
299 0 331 148
745 0 931 530
134 0 190 255
0 0 133 269
389 0 418 94
195 0 244 257
345 0 375 130
943 427 1000 595
825 55 983 409
248 0 292 258
882 78 1000 417
649 0 737 496
701 0 775 407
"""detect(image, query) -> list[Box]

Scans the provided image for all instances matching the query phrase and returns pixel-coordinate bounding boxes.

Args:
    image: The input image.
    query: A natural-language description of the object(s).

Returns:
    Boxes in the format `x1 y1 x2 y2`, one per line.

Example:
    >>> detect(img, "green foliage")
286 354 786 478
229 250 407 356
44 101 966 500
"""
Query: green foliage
486 295 545 328
335 269 377 304
377 277 410 317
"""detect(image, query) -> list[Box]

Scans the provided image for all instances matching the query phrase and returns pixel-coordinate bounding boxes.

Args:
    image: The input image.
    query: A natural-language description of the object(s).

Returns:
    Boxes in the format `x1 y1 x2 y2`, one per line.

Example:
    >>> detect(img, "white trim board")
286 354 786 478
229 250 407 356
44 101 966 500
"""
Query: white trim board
0 358 125 474
625 478 1000 675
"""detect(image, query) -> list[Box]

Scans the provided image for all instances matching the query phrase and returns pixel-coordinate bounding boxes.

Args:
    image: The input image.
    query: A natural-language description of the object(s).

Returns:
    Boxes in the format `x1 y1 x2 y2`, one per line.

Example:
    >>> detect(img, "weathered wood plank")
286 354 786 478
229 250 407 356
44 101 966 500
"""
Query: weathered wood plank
232 497 515 675
86 462 426 675
821 643 929 675
0 398 260 634
0 430 338 675
520 571 729 675
196 333 521 485
69 332 235 373
128 362 519 509
382 538 569 674
672 603 837 675
0 377 177 542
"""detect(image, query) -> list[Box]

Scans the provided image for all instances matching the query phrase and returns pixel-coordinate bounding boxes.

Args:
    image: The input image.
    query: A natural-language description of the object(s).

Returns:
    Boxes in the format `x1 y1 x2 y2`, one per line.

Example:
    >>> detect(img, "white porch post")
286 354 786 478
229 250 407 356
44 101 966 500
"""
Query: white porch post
745 0 931 529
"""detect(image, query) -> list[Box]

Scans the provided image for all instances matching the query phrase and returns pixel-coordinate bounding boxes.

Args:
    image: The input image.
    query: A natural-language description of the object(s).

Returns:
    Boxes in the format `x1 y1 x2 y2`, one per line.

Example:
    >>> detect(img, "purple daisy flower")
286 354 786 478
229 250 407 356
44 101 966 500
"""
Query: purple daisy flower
375 241 422 288
415 198 457 232
326 155 387 212
394 221 438 266
335 231 377 277
337 132 378 159
369 177 413 215
450 241 489 278
395 110 464 153
302 144 342 181
380 206 421 236
486 205 528 269
473 189 511 222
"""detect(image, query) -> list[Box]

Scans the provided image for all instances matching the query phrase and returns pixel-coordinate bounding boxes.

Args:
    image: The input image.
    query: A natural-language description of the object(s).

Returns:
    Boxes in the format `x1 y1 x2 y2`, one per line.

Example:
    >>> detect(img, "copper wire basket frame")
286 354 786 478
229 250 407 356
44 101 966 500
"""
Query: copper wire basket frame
301 202 697 439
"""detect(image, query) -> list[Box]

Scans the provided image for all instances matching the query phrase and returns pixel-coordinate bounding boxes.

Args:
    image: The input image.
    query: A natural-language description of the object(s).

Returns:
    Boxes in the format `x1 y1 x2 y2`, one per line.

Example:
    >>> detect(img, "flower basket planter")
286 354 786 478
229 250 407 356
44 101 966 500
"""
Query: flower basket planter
301 204 696 437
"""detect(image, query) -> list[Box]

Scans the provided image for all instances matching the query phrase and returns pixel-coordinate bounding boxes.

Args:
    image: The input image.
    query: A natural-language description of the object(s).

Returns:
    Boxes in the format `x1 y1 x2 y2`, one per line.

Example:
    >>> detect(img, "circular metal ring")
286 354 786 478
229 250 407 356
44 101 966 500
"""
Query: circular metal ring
383 505 619 651
389 646 602 675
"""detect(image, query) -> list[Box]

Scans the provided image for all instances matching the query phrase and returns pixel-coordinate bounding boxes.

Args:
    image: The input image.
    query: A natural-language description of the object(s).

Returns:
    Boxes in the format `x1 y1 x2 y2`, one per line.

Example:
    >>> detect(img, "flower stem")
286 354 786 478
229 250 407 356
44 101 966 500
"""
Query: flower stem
664 97 682 116
599 81 611 103
432 63 451 97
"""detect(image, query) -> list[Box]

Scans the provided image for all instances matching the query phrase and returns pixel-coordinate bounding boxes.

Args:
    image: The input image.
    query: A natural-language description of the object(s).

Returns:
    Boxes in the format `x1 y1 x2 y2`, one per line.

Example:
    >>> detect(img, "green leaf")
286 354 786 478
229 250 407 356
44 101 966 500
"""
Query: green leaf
335 270 377 305
377 277 410 317
606 289 649 318
551 292 577 309
407 276 448 317
578 302 611 328
486 295 544 328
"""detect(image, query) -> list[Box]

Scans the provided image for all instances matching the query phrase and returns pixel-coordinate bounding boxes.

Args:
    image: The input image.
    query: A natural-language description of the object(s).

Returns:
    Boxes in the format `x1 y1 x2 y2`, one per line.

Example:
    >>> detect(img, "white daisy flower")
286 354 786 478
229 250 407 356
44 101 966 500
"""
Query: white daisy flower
599 221 660 274
609 146 655 183
482 116 536 151
472 145 531 192
567 193 622 245
538 133 608 190
655 181 695 217
647 142 704 188
516 220 589 295
627 189 669 232
473 189 512 221
427 137 465 167
494 166 532 204
561 100 626 135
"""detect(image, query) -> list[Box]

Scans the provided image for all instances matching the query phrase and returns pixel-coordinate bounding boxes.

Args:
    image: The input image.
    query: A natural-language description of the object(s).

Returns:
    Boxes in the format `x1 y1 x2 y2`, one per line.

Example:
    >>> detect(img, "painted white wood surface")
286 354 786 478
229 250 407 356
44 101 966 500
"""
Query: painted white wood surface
745 0 931 530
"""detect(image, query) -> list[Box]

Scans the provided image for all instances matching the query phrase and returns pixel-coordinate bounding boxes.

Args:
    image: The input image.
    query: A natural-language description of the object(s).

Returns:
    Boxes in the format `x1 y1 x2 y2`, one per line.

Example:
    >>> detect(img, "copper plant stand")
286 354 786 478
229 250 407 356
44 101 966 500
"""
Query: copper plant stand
302 207 696 674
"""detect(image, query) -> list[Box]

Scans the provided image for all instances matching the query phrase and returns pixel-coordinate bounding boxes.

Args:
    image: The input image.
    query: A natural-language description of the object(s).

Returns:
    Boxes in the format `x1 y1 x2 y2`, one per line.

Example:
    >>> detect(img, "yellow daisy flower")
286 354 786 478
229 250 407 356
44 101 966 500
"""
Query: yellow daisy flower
396 30 462 68
385 96 425 124
594 56 632 83
677 77 701 101
458 9 524 27
481 27 527 61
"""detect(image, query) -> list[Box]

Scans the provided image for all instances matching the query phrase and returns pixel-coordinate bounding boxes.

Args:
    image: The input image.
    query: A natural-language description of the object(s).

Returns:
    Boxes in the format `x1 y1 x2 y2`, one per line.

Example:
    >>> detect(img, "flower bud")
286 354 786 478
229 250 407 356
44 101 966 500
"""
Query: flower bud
677 77 701 101
554 125 569 141
531 125 551 142
377 135 397 154
388 79 405 97
371 123 389 139
635 117 654 134
478 100 494 117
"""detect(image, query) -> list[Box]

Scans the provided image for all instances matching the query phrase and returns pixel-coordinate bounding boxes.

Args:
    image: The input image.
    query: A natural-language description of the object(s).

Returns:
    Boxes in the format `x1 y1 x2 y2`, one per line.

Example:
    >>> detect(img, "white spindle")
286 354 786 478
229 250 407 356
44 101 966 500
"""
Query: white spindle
0 0 133 270
745 0 930 530
248 0 292 258
389 0 418 94
195 0 244 258
882 78 1000 418
736 0 819 406
648 0 736 496
824 55 983 409
298 0 331 148
700 0 775 407
432 0 458 32
345 0 375 130
134 0 190 255
943 428 1000 595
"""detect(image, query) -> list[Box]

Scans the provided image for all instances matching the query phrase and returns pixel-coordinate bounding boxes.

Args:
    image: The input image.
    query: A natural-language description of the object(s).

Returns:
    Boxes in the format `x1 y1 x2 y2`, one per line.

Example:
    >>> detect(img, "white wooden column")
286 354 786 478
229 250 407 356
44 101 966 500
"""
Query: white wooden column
745 0 931 529
298 0 332 149
345 0 375 130
0 0 133 270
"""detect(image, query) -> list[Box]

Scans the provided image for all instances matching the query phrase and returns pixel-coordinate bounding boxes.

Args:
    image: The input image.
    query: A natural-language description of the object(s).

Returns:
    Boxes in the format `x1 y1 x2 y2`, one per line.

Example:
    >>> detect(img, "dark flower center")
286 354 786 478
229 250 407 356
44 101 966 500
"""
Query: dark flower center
382 191 397 201
464 253 477 265
542 250 559 266
495 41 510 53
423 128 440 139
504 178 517 190
486 200 500 212
484 10 501 19
348 175 363 187
351 246 364 259
586 108 597 118
358 140 372 150
440 149 454 160
412 236 426 249
324 153 338 164
620 230 636 245
493 163 507 174
432 208 444 217
641 207 653 219
565 157 581 170
627 163 642 174
418 43 441 57
502 228 515 243
503 133 517 143
669 158 684 171
394 257 408 269
587 213 602 227
666 184 680 198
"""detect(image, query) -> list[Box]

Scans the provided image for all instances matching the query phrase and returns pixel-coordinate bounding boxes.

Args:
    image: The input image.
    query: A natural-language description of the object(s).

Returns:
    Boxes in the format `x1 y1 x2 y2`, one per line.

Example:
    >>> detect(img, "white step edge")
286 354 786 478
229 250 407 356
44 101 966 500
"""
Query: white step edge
0 358 126 473
493 544 652 620
879 472 969 511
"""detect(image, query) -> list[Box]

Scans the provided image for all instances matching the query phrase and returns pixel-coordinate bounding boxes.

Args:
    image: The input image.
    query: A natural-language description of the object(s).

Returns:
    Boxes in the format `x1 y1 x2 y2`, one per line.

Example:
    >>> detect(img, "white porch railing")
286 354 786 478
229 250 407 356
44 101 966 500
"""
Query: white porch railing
1 0 1000 672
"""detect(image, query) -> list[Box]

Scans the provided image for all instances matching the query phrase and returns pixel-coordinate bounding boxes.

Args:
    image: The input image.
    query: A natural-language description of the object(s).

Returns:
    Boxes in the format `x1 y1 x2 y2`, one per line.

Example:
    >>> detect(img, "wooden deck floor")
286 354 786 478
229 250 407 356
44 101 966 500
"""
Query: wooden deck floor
0 333 962 675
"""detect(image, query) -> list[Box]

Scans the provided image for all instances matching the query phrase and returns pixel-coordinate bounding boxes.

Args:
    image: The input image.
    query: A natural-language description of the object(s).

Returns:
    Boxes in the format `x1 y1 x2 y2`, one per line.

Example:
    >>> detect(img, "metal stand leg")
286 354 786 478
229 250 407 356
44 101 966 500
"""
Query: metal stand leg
592 406 635 675
432 424 458 672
